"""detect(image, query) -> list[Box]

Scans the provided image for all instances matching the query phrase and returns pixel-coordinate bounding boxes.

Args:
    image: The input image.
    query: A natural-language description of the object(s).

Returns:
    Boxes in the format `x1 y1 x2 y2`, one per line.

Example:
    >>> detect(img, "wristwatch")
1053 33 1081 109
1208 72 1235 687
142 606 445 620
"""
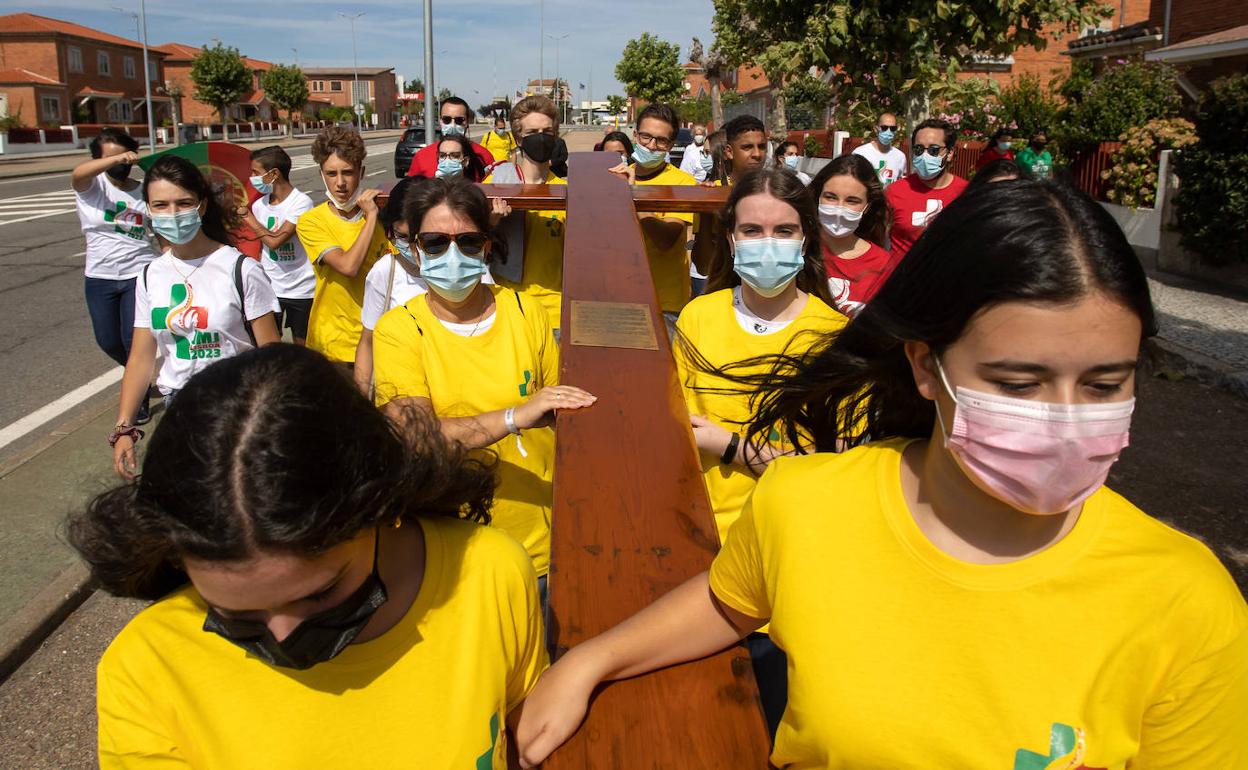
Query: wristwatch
720 433 741 466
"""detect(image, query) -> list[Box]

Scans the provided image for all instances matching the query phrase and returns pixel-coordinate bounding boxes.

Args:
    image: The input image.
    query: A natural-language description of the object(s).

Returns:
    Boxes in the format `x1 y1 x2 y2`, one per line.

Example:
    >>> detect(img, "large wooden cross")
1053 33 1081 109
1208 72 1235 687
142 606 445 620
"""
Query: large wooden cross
383 152 770 766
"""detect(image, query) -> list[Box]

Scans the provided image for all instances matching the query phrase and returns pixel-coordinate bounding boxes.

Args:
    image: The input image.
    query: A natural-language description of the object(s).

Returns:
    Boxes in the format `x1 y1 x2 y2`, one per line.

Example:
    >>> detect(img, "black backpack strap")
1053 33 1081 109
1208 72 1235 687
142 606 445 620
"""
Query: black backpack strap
234 254 256 346
142 262 150 291
515 290 524 317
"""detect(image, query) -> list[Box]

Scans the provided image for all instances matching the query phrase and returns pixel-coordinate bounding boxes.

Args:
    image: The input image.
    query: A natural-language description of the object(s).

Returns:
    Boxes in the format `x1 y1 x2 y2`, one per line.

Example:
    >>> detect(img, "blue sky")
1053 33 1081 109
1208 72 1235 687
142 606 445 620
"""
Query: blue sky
9 0 714 107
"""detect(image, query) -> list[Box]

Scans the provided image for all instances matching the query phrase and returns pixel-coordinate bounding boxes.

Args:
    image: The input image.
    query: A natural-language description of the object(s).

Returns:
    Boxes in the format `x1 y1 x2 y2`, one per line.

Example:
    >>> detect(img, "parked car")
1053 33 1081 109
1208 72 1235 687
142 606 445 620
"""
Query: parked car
669 127 693 168
393 127 442 177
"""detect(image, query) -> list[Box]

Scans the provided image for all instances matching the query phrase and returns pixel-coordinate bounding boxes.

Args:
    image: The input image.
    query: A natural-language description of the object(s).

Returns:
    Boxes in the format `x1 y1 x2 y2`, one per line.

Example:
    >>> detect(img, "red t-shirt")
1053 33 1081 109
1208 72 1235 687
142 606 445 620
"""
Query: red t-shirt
822 240 894 317
406 139 495 180
975 146 1015 170
885 173 968 261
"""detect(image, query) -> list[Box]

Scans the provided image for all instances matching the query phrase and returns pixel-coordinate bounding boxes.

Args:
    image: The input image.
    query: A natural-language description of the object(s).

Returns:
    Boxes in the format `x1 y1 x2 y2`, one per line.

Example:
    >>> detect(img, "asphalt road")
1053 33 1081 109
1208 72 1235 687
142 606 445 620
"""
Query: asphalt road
0 136 400 434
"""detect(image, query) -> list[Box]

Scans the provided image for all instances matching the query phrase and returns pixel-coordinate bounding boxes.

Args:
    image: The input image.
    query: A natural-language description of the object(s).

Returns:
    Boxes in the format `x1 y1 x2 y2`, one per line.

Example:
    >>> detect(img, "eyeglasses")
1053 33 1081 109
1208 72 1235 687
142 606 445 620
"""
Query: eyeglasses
635 131 675 151
440 115 468 126
912 144 947 157
413 231 489 256
878 124 898 132
437 152 466 161
518 128 557 138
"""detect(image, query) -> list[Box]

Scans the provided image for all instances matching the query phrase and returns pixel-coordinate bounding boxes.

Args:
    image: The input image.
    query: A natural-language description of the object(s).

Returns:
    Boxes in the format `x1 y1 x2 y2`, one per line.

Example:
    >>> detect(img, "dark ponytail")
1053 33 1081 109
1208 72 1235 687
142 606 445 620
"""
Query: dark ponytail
142 154 240 246
737 178 1156 454
68 344 496 600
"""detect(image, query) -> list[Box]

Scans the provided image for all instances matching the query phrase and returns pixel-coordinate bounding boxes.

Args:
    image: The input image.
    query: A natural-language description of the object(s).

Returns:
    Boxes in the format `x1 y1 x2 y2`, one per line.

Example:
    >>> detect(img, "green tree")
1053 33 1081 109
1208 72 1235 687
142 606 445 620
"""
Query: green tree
711 0 1110 131
404 78 424 95
1176 73 1248 266
680 95 712 126
189 43 253 141
605 94 629 117
998 73 1062 137
437 87 452 103
615 33 685 106
1059 61 1182 147
260 64 309 137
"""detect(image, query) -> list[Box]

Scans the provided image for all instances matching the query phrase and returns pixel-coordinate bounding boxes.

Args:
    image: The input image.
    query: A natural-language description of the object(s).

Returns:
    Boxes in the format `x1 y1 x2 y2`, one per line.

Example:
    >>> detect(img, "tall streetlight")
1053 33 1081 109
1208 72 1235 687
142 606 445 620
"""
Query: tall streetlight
338 11 365 130
544 32 569 124
114 2 156 153
423 0 435 147
539 0 544 99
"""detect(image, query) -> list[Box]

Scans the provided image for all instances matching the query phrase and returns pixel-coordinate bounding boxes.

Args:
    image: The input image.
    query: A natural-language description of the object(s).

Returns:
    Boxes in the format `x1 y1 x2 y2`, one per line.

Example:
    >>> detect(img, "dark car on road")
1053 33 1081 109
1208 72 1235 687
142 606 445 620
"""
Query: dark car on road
669 127 693 169
394 127 442 177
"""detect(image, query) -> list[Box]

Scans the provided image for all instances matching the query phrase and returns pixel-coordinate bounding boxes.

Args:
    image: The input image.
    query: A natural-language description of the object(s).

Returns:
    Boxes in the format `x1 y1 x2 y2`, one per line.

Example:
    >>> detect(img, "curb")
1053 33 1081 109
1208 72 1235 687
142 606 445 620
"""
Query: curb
0 562 93 683
1149 337 1248 399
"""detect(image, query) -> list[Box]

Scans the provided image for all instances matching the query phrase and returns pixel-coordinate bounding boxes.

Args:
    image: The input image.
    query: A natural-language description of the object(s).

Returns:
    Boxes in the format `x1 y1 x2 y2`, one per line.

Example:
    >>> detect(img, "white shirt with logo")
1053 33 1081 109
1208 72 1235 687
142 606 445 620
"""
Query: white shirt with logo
75 174 159 280
851 143 908 188
134 246 280 394
251 188 316 299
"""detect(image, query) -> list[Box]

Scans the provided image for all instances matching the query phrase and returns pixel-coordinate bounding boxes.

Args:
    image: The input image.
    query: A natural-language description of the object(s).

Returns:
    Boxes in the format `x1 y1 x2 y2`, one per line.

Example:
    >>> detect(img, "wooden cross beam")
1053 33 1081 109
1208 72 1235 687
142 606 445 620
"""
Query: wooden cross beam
375 180 731 214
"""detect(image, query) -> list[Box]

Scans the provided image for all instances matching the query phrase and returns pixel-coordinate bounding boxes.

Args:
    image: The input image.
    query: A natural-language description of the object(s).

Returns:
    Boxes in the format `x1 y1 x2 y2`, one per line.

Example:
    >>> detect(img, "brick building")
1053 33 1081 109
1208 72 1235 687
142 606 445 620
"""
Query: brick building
302 67 398 128
0 12 170 127
156 42 276 125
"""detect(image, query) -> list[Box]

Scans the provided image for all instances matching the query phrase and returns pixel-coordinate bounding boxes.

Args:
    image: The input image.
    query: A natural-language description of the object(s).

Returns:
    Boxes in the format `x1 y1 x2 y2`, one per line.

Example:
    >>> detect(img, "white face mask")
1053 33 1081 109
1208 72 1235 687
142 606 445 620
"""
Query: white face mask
693 134 706 146
322 167 364 213
818 203 865 237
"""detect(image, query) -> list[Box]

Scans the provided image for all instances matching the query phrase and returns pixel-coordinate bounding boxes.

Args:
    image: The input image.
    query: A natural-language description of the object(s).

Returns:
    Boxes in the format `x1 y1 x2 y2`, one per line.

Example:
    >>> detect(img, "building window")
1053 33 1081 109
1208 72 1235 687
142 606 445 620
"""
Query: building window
147 59 158 83
98 51 111 76
330 81 343 92
106 100 133 122
40 95 61 122
123 57 136 79
309 80 322 92
68 46 83 73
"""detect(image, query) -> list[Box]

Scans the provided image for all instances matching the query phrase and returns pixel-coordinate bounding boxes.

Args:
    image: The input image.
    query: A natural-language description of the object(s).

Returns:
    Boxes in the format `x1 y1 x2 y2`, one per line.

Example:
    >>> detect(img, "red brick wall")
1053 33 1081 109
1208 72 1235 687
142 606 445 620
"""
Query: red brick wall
0 40 60 79
1165 0 1248 45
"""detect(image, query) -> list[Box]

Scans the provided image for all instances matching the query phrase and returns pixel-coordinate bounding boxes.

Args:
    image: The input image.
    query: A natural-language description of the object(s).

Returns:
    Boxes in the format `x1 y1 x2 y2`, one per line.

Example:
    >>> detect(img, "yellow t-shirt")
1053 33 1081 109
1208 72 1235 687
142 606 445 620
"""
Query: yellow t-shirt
97 517 547 770
484 170 567 330
296 202 389 362
634 163 697 313
710 440 1248 770
481 130 518 162
674 288 844 545
372 285 558 575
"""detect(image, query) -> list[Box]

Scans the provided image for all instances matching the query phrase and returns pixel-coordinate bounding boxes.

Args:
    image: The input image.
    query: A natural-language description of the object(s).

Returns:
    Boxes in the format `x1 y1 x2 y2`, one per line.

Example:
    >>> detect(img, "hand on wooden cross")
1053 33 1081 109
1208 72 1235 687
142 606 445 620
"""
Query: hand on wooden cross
607 161 636 185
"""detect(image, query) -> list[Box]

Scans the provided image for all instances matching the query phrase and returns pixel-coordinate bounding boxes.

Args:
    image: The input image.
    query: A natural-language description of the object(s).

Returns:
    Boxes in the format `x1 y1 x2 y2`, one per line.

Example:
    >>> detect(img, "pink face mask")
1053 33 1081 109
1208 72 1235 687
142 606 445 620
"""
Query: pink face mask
933 358 1135 515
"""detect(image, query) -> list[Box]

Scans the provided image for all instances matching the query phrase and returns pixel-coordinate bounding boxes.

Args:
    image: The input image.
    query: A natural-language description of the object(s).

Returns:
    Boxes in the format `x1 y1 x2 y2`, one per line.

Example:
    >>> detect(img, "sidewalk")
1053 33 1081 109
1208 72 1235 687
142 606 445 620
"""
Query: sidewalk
1147 270 1248 397
0 129 405 180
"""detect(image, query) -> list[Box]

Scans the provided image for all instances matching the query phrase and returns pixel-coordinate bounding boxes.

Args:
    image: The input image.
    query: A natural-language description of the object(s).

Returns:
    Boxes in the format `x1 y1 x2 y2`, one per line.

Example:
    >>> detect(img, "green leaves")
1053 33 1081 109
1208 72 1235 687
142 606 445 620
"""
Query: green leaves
615 33 686 105
189 43 253 120
260 65 309 114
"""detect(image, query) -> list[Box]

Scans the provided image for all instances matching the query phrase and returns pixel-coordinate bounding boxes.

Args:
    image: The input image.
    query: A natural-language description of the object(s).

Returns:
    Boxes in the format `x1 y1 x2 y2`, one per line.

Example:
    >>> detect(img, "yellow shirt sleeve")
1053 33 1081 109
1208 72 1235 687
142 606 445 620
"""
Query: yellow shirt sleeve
295 208 335 265
372 305 429 406
531 296 559 388
707 469 772 621
98 644 191 769
505 555 549 710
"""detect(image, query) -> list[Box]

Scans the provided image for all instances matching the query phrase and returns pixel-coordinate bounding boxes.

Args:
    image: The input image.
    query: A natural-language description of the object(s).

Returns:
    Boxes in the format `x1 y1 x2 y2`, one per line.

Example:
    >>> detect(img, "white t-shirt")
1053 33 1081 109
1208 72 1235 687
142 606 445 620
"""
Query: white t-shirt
251 189 316 299
361 253 429 331
851 142 908 189
679 143 710 182
75 175 159 280
134 246 280 394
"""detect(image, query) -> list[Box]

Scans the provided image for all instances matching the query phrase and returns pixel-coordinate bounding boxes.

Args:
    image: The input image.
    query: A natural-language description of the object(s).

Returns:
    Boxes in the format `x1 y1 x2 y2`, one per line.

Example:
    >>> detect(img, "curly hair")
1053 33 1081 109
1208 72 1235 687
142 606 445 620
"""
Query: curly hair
311 125 367 167
67 344 496 600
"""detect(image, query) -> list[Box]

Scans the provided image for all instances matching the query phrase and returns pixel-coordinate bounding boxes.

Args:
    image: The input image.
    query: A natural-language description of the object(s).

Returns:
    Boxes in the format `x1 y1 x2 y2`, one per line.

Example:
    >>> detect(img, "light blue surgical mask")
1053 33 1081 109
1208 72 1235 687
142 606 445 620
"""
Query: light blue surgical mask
913 151 945 180
699 154 714 173
249 173 274 195
783 155 800 170
997 141 1012 152
419 241 486 302
632 144 666 169
442 122 466 137
731 236 805 298
436 158 463 178
151 208 203 245
877 128 896 146
394 238 417 266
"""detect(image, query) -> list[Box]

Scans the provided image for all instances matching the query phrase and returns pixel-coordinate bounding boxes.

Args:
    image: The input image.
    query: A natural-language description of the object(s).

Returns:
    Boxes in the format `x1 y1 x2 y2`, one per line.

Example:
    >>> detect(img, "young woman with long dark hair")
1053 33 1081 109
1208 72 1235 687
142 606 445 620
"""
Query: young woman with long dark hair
76 344 545 768
109 154 279 480
516 179 1248 769
810 154 894 317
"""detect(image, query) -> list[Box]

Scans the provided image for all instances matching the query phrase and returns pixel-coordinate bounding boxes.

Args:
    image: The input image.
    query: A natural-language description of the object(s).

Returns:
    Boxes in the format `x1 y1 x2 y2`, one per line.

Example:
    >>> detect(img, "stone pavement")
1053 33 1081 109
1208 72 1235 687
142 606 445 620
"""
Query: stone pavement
1147 272 1248 397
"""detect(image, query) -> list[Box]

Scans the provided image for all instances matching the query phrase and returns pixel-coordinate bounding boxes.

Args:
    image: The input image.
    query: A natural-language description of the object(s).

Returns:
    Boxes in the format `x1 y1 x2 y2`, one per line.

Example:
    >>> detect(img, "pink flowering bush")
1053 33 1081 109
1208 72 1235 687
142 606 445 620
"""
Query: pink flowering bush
1102 118 1196 209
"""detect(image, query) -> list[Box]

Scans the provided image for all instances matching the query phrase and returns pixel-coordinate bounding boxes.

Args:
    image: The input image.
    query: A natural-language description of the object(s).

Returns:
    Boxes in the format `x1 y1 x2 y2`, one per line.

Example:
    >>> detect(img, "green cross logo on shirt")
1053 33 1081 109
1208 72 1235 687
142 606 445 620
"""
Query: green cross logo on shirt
518 369 533 397
151 283 210 360
103 201 145 240
474 713 500 770
1014 723 1105 770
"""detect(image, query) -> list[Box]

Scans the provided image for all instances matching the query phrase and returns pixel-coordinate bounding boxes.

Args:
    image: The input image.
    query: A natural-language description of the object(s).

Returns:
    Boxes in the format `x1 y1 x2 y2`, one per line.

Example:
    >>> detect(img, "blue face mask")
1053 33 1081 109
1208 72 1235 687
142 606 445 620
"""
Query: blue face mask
632 143 666 169
442 122 466 137
997 141 1012 152
732 237 805 298
699 154 714 173
877 128 896 146
151 208 203 245
783 155 800 170
912 151 945 181
436 158 463 178
394 237 417 266
249 173 274 195
419 241 486 302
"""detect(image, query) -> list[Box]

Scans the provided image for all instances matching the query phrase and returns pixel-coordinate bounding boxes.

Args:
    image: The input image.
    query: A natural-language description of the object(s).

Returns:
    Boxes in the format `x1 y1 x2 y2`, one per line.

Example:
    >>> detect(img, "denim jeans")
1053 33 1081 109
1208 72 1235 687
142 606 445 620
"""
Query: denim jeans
747 632 788 741
84 276 137 367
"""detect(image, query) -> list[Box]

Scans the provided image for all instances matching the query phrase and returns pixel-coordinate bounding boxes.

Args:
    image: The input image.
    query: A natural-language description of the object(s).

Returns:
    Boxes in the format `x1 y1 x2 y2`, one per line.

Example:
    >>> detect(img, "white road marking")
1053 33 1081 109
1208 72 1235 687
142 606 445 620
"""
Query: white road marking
0 189 79 226
0 366 124 452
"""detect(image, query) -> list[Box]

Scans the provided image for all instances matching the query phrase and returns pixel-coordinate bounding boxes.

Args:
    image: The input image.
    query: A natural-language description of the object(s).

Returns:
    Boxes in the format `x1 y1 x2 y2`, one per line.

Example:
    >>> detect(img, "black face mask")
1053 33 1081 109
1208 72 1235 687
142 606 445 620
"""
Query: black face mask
202 530 388 670
520 133 558 164
106 163 132 182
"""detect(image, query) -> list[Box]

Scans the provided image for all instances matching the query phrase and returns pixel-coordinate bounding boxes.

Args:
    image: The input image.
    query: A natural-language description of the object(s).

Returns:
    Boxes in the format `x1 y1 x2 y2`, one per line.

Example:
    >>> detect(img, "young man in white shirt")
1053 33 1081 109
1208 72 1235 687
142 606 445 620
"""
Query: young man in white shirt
239 146 317 345
851 111 908 189
678 124 711 182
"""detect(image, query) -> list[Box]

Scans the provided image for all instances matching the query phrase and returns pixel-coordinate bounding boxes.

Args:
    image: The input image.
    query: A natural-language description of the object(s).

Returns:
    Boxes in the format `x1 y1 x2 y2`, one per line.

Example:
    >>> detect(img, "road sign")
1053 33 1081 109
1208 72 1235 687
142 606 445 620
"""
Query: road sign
354 104 365 115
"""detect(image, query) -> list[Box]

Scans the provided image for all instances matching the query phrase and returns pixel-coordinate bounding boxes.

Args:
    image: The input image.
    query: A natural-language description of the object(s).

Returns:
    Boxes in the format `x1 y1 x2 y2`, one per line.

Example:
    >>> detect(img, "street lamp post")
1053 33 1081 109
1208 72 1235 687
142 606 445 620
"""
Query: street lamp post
338 11 365 130
544 32 569 124
115 3 157 153
423 0 435 148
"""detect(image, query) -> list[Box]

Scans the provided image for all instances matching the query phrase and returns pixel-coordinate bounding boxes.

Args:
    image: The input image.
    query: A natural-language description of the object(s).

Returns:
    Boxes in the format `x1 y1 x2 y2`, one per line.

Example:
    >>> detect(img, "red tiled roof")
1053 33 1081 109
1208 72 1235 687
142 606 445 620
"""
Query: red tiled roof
77 86 125 98
239 89 268 105
0 67 65 86
155 42 271 70
0 12 164 53
1155 23 1248 52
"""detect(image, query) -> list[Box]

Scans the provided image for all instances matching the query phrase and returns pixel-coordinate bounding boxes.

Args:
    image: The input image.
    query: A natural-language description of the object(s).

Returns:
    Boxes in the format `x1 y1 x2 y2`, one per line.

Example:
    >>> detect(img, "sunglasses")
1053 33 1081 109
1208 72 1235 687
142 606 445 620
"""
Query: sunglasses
878 125 898 132
912 144 947 157
440 115 468 126
413 231 489 256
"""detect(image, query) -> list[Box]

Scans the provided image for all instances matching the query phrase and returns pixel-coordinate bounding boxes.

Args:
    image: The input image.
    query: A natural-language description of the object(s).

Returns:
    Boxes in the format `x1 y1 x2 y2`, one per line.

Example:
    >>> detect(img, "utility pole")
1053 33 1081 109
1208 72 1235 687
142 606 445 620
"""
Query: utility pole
539 0 544 99
338 11 365 130
423 0 435 147
115 4 156 152
545 32 569 123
